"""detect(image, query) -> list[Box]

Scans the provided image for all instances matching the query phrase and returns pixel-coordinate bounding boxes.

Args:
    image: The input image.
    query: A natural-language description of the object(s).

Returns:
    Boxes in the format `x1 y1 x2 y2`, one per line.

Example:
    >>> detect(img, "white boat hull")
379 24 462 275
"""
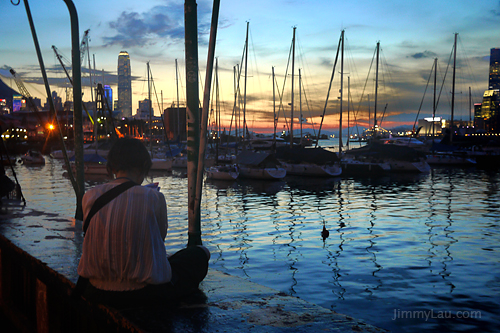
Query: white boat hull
426 154 476 166
389 160 431 173
239 166 286 180
205 165 239 180
70 163 108 175
341 159 391 175
150 158 173 171
283 162 342 177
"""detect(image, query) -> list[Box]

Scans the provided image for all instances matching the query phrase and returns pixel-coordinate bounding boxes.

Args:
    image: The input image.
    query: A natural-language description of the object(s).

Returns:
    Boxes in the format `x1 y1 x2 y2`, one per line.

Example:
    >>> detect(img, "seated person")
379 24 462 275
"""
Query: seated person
77 138 210 307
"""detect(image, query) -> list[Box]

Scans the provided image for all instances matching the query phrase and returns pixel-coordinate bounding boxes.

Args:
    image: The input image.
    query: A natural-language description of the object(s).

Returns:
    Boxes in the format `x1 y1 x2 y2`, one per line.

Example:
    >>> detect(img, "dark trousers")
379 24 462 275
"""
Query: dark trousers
82 246 209 308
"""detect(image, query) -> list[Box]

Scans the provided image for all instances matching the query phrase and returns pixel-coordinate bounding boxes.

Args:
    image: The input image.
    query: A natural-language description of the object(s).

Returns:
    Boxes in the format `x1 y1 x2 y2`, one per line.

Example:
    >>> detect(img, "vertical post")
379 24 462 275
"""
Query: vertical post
193 0 220 247
175 59 181 141
185 0 201 246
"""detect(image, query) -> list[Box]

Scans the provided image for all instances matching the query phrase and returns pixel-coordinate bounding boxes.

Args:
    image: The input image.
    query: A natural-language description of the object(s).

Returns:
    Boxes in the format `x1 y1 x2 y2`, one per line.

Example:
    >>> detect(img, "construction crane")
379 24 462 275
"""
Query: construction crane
9 68 46 127
80 29 90 66
52 44 94 125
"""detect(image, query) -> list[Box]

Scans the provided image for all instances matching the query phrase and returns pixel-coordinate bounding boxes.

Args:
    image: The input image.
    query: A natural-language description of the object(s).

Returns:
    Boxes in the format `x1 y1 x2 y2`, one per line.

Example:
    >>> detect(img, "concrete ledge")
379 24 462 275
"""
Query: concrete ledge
0 200 387 332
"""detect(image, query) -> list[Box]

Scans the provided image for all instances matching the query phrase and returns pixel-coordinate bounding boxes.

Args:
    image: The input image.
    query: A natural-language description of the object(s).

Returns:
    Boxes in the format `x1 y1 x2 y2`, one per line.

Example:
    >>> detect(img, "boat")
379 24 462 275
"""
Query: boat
277 146 342 177
150 157 173 171
205 164 239 180
426 152 476 166
69 153 108 175
21 150 45 165
273 29 342 178
344 142 430 173
341 153 391 175
237 150 286 180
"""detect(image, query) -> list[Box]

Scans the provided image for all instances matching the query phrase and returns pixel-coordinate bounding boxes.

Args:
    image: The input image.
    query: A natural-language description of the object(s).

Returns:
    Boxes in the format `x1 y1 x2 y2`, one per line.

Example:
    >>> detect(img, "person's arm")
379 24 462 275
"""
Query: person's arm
157 192 168 240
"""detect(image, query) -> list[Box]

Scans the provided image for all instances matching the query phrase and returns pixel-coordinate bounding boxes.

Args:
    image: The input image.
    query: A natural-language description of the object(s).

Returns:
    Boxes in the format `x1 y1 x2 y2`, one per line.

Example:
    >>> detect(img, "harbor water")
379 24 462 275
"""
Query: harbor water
5 139 499 333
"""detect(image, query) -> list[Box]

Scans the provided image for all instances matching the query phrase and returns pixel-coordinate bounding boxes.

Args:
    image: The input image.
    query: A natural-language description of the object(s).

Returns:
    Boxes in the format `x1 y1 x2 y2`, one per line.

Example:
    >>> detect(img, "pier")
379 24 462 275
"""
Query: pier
0 199 386 332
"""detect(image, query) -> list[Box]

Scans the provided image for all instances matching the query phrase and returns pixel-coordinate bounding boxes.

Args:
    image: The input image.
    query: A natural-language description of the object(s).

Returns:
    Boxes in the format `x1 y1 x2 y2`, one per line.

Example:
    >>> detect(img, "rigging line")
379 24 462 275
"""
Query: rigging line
457 35 482 100
273 72 289 133
299 75 317 136
316 32 342 148
149 67 164 117
353 45 377 126
435 43 454 113
248 27 263 99
414 61 436 128
276 40 294 132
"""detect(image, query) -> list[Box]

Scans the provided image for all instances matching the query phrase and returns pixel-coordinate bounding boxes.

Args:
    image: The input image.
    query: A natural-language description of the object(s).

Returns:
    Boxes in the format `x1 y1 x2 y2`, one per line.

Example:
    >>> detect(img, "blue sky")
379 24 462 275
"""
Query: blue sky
1 0 499 132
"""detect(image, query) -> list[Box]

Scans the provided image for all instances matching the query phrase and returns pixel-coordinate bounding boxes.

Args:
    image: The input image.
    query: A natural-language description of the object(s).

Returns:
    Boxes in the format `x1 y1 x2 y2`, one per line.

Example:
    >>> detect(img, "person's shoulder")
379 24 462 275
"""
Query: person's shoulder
133 184 165 197
83 183 111 198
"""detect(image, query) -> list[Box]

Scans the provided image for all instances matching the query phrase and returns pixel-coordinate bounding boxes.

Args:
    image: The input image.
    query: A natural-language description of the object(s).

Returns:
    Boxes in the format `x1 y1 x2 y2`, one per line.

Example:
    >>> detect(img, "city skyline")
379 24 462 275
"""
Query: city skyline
1 0 499 133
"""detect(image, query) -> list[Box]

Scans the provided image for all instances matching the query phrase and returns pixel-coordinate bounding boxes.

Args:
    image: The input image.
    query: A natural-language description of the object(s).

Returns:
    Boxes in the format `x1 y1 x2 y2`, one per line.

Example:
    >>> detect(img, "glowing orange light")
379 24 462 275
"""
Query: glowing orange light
47 123 55 131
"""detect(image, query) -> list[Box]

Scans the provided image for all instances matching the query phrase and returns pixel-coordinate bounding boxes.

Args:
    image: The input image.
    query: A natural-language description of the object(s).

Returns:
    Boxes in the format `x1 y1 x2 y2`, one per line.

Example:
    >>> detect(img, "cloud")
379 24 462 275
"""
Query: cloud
102 3 213 48
409 51 438 59
493 1 500 16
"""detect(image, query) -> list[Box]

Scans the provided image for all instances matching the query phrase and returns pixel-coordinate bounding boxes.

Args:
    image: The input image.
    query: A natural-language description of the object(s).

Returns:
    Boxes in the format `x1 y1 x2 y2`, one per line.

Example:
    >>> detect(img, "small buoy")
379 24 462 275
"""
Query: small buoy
321 225 329 240
339 222 346 228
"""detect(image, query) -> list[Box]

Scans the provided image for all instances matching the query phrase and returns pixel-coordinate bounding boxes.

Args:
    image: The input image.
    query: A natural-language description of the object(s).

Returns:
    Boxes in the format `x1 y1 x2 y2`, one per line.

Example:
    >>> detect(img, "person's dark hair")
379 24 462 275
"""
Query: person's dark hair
106 138 152 175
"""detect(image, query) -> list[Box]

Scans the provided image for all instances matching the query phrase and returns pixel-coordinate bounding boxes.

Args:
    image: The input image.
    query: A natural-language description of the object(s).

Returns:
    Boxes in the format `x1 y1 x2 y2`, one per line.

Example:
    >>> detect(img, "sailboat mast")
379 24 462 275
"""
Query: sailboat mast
339 30 344 155
374 41 379 129
433 57 437 138
233 65 238 139
469 86 472 126
299 68 302 146
290 26 296 146
450 33 457 143
347 76 350 150
148 62 153 153
243 21 249 142
272 66 276 151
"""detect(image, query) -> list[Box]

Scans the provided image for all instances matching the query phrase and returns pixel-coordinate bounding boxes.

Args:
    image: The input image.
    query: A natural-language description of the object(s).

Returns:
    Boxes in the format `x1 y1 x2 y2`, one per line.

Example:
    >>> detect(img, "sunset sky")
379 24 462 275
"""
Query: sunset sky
1 0 499 134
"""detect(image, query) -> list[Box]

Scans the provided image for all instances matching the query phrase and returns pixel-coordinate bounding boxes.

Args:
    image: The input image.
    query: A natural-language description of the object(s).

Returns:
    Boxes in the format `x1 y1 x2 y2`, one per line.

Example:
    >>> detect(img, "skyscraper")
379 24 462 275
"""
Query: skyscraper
117 51 132 117
104 85 113 111
489 48 500 90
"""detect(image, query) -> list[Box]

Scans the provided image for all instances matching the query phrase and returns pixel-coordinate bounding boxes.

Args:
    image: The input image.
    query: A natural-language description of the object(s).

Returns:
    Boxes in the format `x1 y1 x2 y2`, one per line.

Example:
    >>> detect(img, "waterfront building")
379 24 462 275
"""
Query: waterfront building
104 85 113 111
136 98 152 119
117 51 132 118
43 91 63 112
163 106 187 141
475 89 500 133
489 48 500 90
418 117 444 137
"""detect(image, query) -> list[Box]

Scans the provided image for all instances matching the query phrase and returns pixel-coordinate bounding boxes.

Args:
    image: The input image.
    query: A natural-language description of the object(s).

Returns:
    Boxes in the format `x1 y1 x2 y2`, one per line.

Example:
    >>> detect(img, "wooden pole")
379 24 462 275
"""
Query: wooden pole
193 0 220 247
184 0 201 246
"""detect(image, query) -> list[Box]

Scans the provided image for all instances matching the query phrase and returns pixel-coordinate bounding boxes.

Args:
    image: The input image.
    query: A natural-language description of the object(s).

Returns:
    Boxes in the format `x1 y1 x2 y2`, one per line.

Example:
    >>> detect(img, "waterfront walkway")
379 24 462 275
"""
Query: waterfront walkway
0 199 386 333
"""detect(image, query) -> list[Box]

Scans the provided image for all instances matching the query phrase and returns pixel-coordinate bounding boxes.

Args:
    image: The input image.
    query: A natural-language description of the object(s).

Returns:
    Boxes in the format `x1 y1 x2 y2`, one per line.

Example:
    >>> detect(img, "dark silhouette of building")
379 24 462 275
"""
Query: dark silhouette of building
117 51 132 118
163 106 186 141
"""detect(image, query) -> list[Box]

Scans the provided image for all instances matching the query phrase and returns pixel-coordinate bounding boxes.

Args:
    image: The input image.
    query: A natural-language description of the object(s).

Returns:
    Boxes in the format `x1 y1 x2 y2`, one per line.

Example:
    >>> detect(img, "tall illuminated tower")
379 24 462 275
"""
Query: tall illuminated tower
117 51 132 117
489 48 500 90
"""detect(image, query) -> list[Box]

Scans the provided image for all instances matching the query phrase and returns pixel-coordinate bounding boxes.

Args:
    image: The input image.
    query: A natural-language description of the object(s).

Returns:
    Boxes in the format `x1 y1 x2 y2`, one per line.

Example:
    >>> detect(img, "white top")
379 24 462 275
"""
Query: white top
77 182 171 291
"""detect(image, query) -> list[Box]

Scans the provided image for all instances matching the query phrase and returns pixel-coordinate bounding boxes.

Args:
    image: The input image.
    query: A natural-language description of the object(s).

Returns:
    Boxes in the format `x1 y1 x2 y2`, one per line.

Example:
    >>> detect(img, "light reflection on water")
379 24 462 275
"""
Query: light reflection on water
7 157 500 333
